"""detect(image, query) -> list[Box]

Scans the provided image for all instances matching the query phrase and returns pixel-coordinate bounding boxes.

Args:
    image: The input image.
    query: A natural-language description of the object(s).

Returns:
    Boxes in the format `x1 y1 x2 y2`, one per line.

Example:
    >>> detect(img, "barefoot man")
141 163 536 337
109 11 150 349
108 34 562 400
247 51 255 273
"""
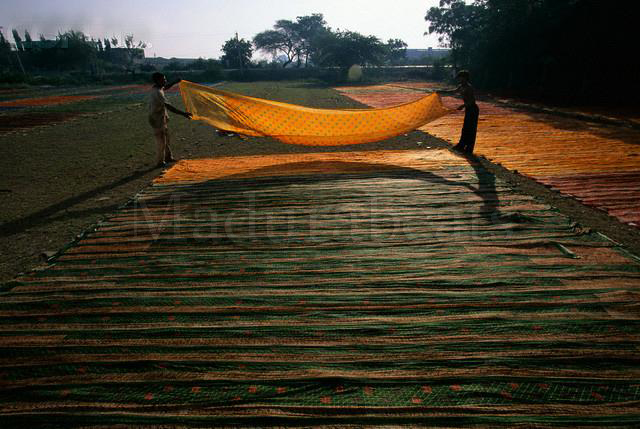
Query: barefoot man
149 72 192 167
451 70 479 154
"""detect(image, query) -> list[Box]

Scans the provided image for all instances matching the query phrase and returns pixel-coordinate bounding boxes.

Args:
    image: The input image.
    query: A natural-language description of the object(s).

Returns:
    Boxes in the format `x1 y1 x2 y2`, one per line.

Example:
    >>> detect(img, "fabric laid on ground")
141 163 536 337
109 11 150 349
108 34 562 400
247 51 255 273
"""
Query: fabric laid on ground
2 150 640 427
179 80 451 146
337 83 640 227
0 95 100 108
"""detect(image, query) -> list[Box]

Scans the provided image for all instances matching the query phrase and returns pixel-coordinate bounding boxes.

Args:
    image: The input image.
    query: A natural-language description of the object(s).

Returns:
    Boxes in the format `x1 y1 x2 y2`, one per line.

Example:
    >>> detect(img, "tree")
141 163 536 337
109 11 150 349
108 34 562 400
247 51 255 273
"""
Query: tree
425 0 638 101
253 14 400 69
12 29 23 51
317 30 387 69
188 58 207 70
425 0 481 70
253 20 301 68
123 34 147 73
187 57 221 71
295 14 329 66
0 32 13 70
384 38 408 65
50 30 97 71
0 32 10 53
254 14 330 68
221 36 252 69
24 30 33 47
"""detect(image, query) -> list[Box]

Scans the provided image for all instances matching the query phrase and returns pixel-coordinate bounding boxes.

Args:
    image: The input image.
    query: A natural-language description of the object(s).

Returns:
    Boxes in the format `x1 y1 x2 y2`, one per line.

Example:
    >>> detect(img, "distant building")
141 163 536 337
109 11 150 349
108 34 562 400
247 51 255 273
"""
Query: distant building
108 48 145 65
405 48 450 61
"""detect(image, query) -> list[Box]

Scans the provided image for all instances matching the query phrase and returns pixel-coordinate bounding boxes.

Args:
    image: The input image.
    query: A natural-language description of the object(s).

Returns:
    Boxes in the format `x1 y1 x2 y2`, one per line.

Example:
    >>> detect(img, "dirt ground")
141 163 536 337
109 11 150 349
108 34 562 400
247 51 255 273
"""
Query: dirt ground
1 80 639 284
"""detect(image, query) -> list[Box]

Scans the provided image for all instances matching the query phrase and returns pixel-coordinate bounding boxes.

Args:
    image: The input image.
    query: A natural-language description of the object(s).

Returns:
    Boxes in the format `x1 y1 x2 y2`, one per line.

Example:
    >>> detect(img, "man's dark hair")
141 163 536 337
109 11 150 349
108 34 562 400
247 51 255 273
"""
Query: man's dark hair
456 70 470 80
152 72 165 83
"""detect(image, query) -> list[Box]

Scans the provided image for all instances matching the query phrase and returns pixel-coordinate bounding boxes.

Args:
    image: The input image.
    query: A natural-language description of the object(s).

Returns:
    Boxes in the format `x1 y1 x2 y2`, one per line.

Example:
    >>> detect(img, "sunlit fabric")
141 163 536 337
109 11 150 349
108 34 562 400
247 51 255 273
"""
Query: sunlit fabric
179 80 451 146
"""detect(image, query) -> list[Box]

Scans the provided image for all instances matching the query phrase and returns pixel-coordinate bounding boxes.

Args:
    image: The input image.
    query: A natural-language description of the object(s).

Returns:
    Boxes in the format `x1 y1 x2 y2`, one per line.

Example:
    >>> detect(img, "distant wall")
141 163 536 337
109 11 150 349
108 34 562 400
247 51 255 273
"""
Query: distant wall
219 66 451 83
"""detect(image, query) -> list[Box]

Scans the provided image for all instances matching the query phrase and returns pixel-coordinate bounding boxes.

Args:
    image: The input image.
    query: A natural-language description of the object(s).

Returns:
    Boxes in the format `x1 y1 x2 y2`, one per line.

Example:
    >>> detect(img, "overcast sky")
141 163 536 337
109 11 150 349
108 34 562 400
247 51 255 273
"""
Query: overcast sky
0 0 446 59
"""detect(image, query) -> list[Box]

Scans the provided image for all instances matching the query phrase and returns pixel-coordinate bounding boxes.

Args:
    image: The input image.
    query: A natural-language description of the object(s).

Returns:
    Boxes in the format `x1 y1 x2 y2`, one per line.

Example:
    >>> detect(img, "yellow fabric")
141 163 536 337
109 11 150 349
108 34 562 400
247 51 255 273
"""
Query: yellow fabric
179 80 451 146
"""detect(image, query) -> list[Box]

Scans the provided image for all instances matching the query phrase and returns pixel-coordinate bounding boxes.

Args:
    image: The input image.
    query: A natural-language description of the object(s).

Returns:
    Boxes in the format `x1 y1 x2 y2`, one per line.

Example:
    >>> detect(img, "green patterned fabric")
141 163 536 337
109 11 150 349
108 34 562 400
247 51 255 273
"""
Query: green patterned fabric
1 154 640 427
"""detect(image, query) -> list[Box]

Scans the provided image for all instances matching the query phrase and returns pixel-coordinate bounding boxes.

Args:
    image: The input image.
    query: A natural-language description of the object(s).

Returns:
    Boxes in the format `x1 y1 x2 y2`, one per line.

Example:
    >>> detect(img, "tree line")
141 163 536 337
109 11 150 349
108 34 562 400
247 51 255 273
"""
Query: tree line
248 14 407 69
425 0 636 102
1 13 411 77
0 30 146 75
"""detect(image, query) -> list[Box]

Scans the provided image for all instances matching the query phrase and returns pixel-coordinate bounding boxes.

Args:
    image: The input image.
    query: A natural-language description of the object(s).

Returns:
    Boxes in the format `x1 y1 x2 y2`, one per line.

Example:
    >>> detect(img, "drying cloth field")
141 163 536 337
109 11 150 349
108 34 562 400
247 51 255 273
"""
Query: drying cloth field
337 84 640 228
1 149 640 427
0 84 178 133
0 95 101 108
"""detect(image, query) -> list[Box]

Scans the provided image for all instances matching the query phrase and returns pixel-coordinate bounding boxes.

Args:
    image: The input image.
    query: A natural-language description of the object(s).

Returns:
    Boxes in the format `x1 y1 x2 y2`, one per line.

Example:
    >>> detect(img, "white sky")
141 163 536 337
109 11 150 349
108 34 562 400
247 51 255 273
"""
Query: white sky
0 0 446 59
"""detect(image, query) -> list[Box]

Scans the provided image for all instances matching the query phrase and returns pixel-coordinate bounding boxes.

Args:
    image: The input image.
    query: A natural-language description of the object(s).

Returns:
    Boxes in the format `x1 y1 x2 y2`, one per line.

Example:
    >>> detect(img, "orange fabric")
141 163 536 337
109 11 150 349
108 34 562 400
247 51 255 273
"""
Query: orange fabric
422 105 640 176
335 83 640 226
179 80 451 146
155 149 466 184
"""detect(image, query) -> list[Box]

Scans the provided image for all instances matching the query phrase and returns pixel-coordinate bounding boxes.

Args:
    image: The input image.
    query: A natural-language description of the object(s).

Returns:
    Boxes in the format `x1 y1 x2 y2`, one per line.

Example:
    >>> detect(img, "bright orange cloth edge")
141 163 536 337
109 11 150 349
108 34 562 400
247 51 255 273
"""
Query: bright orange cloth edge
179 80 452 146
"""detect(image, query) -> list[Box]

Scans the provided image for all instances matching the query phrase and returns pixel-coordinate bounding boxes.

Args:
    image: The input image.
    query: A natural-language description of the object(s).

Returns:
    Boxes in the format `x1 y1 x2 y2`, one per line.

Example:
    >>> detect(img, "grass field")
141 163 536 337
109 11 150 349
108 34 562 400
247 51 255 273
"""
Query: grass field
0 80 446 284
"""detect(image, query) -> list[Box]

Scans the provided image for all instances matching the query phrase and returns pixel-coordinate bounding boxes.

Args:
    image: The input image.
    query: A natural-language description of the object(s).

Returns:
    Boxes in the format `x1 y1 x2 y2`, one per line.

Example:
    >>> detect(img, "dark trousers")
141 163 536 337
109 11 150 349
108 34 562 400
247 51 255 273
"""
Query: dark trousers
458 104 479 153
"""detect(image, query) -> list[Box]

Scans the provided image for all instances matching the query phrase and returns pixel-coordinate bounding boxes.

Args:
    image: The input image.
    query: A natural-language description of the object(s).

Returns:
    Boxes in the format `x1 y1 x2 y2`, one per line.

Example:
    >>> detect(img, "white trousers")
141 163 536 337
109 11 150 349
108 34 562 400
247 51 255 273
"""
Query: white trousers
153 126 173 164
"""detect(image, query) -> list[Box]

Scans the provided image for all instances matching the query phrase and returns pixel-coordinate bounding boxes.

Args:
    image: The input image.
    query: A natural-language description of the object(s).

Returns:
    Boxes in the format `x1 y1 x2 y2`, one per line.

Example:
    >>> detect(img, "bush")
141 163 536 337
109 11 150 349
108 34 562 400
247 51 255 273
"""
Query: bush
163 60 184 71
200 68 223 82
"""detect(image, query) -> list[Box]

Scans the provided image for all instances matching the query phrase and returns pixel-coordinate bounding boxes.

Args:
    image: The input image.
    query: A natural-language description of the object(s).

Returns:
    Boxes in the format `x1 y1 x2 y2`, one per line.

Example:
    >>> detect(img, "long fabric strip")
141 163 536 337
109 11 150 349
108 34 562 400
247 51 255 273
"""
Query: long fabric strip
179 80 451 146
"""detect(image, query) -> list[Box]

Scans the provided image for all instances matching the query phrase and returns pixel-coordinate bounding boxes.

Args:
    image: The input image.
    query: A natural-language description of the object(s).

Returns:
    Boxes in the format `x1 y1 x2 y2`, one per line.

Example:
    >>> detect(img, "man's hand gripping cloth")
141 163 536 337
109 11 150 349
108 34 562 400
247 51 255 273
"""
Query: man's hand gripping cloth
179 80 451 146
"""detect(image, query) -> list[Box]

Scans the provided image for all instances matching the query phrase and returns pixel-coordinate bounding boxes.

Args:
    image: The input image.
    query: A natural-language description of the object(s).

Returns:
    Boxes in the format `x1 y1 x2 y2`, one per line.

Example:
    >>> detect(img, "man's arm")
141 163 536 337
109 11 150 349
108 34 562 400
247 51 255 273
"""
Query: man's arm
165 102 192 119
437 85 465 110
163 78 182 91
438 84 462 95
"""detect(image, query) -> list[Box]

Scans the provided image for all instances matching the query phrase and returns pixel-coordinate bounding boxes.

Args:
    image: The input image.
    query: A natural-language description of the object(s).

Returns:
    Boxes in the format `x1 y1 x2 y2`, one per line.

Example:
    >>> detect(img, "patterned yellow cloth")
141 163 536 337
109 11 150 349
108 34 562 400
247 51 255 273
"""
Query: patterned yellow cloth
179 80 451 146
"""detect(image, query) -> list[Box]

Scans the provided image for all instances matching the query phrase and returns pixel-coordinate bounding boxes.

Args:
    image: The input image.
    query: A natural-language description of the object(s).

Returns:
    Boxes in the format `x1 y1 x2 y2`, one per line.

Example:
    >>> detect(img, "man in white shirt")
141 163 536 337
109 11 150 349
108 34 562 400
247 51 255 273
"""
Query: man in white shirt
149 72 192 167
